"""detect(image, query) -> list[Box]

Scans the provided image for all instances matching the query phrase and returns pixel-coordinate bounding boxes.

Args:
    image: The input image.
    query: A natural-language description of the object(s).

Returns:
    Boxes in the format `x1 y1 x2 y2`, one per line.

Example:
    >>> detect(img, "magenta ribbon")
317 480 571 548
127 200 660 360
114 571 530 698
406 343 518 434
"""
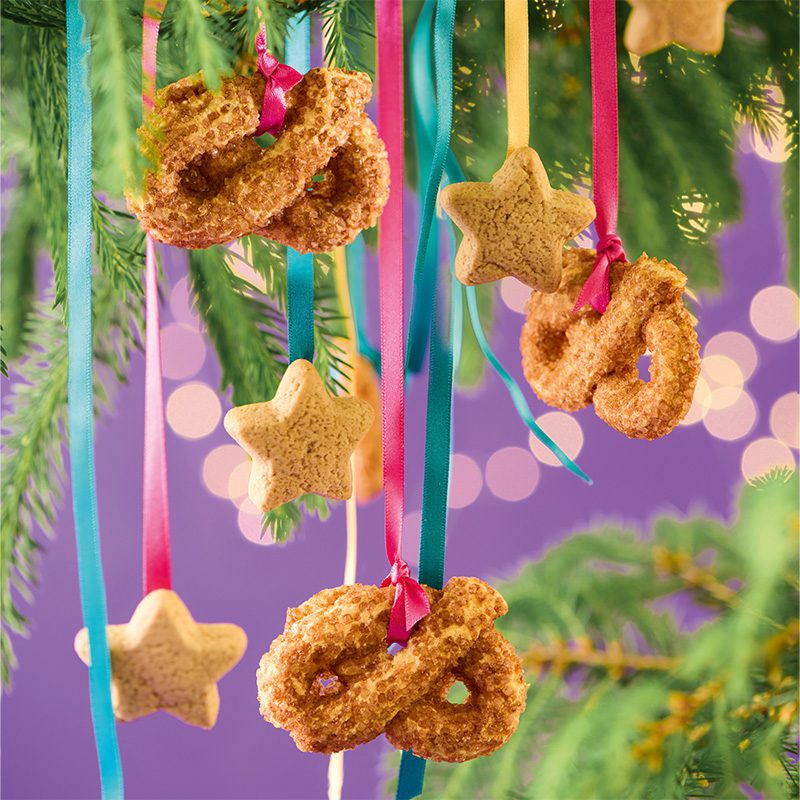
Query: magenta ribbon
141 2 172 596
254 25 302 137
143 235 172 595
376 0 431 644
573 0 626 315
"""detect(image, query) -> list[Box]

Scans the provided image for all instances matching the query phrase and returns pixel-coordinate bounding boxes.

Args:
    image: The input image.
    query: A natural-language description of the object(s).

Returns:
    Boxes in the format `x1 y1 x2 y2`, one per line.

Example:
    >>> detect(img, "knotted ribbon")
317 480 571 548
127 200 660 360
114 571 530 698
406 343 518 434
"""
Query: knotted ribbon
66 0 124 795
573 0 627 314
380 559 431 644
254 25 302 138
376 0 431 644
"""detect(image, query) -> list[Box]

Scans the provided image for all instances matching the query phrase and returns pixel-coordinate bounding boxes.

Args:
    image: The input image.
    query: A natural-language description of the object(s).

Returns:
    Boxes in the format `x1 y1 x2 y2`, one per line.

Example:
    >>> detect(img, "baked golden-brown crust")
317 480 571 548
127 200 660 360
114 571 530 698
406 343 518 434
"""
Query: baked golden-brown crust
74 590 246 729
520 248 700 439
624 0 734 57
439 147 596 290
256 577 527 761
223 359 373 511
128 68 389 251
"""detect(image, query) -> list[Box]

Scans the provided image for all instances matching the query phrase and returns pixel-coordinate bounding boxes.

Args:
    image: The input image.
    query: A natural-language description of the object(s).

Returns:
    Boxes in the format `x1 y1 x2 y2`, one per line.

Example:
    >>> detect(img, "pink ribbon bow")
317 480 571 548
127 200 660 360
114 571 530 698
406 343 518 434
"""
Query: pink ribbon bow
572 232 626 314
254 25 302 138
381 558 431 646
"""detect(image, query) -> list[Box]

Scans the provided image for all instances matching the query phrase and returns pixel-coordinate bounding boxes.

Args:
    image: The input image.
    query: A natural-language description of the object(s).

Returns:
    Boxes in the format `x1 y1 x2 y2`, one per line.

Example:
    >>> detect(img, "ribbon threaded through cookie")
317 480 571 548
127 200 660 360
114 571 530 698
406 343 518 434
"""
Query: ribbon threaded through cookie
573 0 627 314
257 578 527 762
253 24 302 137
376 0 431 644
522 249 701 439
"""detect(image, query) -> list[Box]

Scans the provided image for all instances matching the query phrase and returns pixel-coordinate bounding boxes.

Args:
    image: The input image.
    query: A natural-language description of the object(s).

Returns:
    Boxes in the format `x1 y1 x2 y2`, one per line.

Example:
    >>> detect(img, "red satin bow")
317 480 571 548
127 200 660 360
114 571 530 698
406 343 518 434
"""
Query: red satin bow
572 232 626 314
381 559 431 646
254 25 302 138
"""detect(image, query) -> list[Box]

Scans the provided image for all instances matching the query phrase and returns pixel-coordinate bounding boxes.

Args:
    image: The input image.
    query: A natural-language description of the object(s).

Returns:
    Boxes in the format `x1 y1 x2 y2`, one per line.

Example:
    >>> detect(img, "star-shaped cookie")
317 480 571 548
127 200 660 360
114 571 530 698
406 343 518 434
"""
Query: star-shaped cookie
624 0 734 57
224 358 374 511
74 589 246 728
440 147 596 291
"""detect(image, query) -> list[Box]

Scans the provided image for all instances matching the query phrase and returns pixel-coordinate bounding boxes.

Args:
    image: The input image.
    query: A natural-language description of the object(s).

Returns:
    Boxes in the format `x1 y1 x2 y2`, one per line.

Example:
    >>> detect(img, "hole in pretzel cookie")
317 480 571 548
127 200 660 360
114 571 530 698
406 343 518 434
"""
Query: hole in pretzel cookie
447 680 470 705
637 351 652 381
313 671 341 696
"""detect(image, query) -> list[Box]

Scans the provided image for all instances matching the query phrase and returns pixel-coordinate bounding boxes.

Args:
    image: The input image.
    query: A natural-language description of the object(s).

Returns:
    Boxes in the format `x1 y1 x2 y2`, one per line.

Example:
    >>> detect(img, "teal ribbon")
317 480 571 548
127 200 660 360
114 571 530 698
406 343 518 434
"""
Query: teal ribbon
66 1 124 797
397 1 457 797
405 0 439 376
440 142 592 484
345 234 381 373
464 285 592 483
284 17 314 364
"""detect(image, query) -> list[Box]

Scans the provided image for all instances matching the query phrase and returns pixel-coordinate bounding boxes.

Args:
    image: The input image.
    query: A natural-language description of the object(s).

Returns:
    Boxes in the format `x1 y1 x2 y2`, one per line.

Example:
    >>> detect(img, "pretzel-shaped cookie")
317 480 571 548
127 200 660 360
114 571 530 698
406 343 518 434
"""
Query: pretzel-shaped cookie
129 68 389 252
257 577 527 762
521 248 700 439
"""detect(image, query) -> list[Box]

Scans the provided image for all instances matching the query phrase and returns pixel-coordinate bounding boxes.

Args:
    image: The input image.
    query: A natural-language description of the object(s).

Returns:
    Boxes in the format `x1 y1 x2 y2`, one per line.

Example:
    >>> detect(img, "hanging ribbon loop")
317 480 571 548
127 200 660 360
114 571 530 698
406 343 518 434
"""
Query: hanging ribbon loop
573 0 626 314
254 25 302 138
376 0 431 646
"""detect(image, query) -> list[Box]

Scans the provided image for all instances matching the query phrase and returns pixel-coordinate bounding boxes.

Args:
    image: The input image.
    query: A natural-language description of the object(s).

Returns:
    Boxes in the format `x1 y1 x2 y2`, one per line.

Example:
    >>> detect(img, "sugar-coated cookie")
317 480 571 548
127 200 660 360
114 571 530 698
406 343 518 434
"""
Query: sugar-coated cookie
521 248 700 440
129 68 388 252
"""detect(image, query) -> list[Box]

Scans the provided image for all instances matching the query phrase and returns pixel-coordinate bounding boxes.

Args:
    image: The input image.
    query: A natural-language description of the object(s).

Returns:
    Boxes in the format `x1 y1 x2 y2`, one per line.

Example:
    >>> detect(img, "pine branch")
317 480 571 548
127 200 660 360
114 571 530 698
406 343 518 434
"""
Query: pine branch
188 245 287 406
0 281 139 687
171 0 235 91
0 173 39 360
404 472 798 799
86 0 144 195
312 0 373 73
0 0 65 28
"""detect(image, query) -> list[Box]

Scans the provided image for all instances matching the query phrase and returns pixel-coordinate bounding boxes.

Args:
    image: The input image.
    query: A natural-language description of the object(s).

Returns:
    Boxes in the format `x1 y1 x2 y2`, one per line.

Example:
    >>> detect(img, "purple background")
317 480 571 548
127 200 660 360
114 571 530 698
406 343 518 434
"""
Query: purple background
2 147 798 800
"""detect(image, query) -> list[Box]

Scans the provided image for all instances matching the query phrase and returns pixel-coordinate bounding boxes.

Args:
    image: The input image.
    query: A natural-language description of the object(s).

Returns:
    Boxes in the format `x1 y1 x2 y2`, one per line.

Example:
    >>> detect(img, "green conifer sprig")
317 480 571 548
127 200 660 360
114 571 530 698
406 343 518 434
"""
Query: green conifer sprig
0 283 139 687
395 471 799 800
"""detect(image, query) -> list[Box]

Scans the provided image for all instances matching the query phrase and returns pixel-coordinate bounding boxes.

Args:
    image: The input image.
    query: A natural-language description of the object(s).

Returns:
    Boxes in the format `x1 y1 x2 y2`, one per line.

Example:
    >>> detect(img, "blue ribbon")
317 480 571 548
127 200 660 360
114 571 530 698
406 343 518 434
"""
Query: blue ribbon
397 1 457 797
345 235 381 373
464 285 592 483
284 17 315 364
66 1 124 797
405 0 440 376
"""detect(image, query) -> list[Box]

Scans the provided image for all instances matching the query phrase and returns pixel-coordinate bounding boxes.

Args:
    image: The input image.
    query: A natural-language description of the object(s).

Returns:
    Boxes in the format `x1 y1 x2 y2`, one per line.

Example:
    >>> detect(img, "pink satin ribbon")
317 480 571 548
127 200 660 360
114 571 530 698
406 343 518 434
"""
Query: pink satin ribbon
142 2 171 595
254 25 302 137
376 0 431 644
573 0 627 315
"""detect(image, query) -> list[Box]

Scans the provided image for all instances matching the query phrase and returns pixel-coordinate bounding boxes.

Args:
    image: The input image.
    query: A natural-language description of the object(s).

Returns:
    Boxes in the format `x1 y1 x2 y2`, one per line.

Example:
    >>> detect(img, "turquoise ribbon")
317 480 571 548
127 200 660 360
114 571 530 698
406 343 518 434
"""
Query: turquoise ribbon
284 17 314 364
345 235 381 373
464 285 592 483
66 1 124 797
405 0 439 376
397 1 457 797
440 142 592 484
